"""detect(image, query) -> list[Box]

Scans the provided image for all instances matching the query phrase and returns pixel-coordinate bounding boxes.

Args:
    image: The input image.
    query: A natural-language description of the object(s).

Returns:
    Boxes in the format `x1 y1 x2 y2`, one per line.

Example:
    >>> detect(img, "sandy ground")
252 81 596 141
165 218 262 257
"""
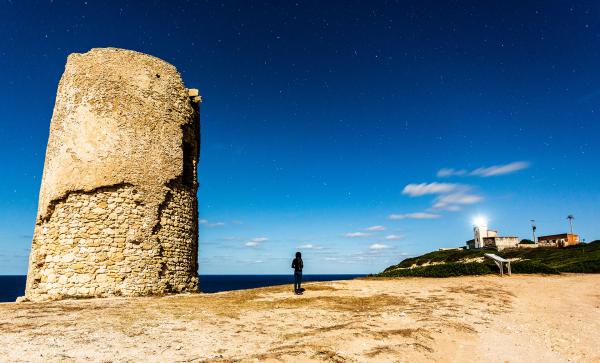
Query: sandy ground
0 274 599 362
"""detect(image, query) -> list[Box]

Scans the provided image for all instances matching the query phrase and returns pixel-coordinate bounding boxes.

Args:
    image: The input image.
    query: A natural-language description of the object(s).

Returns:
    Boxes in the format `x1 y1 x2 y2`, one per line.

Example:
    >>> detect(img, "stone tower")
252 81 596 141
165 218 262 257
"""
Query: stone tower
22 48 201 301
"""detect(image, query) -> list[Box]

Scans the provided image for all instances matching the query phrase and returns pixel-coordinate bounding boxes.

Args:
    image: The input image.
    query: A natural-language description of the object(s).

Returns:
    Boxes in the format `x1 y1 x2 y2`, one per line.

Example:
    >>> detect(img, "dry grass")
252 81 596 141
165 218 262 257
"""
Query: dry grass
172 288 410 318
364 345 396 358
372 327 426 339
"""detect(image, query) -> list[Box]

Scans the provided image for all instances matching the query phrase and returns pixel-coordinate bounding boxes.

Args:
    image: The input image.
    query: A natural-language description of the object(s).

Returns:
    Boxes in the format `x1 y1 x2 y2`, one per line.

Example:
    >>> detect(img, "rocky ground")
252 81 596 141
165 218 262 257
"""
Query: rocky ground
1 274 599 362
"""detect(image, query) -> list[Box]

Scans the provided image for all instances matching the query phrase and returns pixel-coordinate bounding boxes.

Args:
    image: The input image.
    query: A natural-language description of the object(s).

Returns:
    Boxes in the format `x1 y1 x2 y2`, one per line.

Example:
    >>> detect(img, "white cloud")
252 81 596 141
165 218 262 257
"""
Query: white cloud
388 212 441 220
344 232 371 238
365 225 386 231
237 258 264 263
437 168 467 177
438 161 530 178
385 234 402 240
470 161 530 177
245 237 268 247
322 256 361 264
400 180 483 213
433 193 483 211
442 205 462 212
369 243 391 250
199 219 225 227
402 182 461 197
298 244 323 249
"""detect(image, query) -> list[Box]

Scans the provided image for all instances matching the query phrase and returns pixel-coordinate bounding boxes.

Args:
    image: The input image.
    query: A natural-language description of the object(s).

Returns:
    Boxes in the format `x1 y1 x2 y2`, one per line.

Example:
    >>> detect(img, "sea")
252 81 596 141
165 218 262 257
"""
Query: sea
0 274 365 303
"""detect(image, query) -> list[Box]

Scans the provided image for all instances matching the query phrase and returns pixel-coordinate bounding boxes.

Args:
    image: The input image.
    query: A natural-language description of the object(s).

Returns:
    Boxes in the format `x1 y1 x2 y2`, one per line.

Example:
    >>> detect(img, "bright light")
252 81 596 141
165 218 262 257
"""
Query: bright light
473 216 488 228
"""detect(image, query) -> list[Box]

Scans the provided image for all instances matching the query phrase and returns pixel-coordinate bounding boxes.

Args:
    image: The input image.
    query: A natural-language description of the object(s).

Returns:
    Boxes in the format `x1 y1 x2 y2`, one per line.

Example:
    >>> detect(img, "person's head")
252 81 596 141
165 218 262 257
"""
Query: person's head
295 251 301 259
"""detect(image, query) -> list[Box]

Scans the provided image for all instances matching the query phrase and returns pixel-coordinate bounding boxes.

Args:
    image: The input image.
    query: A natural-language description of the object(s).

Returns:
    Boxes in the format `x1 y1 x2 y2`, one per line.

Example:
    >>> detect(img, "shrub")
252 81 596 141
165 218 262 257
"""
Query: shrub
388 249 487 270
558 260 600 273
381 240 600 276
511 261 559 274
378 262 492 278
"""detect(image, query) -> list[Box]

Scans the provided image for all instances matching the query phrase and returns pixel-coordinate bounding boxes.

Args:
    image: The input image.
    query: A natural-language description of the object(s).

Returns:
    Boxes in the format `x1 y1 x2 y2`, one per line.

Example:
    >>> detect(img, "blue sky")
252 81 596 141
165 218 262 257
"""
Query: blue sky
1 1 599 275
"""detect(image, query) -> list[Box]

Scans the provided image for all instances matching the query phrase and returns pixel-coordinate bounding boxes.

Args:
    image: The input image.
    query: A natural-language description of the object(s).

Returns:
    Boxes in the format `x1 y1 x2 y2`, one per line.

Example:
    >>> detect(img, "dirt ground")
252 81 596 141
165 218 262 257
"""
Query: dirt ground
0 274 599 362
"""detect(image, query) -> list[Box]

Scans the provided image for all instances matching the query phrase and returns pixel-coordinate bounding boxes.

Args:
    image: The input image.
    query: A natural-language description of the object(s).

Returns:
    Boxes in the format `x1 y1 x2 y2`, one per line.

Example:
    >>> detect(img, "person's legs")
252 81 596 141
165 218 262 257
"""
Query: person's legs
294 272 300 293
297 271 302 291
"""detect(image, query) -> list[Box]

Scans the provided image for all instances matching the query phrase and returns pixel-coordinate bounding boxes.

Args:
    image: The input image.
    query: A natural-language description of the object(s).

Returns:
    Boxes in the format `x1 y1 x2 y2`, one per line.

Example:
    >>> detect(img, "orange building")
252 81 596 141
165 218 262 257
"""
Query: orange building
537 233 580 248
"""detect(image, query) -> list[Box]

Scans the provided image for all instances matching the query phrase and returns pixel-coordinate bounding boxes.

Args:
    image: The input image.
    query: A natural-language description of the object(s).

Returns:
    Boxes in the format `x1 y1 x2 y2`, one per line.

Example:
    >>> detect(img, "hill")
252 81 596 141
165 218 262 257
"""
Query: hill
378 240 600 277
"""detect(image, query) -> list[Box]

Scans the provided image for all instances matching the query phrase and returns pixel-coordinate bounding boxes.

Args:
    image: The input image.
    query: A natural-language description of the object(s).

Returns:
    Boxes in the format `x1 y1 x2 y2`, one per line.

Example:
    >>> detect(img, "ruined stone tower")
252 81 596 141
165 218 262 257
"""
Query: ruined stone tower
22 48 201 301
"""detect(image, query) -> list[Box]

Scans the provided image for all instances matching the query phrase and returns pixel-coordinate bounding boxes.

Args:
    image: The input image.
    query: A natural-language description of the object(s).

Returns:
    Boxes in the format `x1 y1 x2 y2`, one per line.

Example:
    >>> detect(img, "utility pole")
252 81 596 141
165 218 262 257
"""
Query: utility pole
567 215 574 234
530 219 537 243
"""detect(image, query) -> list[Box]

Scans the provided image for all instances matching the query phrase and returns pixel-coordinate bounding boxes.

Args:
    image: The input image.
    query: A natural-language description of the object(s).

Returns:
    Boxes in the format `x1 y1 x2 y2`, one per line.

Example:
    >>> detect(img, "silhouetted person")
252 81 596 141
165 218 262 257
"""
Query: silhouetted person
291 251 303 294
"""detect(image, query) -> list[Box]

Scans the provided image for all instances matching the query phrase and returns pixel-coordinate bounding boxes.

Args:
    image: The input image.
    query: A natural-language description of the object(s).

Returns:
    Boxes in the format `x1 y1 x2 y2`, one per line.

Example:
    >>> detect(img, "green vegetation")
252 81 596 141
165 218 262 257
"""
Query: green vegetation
558 259 600 273
379 262 492 277
379 240 600 277
510 261 559 274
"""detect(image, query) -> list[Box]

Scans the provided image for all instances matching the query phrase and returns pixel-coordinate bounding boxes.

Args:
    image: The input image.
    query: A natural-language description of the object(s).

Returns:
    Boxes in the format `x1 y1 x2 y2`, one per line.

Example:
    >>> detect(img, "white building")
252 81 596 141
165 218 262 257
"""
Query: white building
467 226 518 251
473 224 496 249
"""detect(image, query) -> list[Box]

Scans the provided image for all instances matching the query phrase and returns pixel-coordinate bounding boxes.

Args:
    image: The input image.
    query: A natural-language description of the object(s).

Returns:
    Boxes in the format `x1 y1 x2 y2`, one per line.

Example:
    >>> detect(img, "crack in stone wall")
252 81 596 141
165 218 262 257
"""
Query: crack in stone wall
40 183 134 223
